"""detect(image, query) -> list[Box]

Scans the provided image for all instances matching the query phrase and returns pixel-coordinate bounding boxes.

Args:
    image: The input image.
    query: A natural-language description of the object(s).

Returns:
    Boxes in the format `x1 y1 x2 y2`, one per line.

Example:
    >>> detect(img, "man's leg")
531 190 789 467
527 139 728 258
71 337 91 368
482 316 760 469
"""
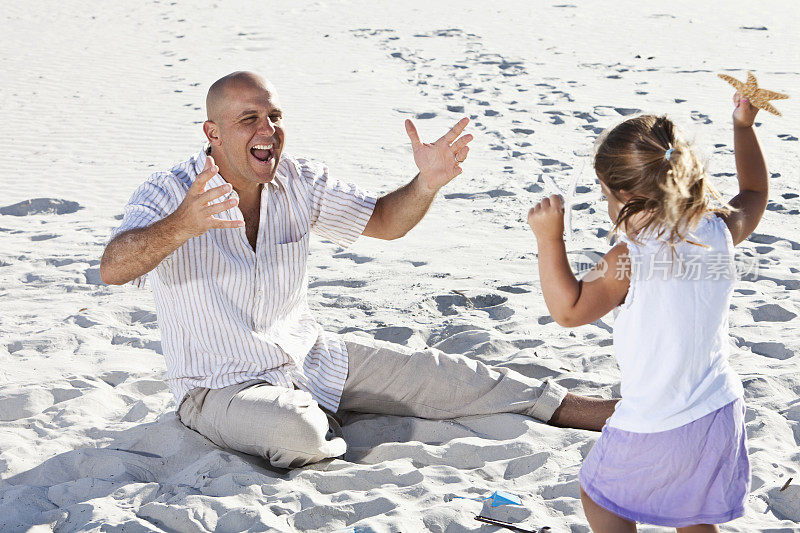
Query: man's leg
178 380 346 468
340 337 616 430
549 393 618 431
340 337 559 422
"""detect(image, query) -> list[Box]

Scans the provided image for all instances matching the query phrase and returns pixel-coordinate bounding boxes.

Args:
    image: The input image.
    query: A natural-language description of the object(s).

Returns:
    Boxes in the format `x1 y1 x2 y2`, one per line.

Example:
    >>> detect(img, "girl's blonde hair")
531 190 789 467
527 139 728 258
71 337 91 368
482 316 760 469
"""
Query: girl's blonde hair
593 114 730 244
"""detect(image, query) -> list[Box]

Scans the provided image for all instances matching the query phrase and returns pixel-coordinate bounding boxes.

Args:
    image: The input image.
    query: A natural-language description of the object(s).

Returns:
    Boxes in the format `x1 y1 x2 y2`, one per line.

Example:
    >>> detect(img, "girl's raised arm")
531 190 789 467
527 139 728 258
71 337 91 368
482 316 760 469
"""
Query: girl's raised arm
719 93 769 245
528 195 631 328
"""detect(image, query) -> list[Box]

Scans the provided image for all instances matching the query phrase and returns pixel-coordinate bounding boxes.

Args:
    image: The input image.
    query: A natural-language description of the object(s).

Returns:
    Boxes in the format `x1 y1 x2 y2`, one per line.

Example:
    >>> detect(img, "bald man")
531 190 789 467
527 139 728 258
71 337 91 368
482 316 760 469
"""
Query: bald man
101 72 616 468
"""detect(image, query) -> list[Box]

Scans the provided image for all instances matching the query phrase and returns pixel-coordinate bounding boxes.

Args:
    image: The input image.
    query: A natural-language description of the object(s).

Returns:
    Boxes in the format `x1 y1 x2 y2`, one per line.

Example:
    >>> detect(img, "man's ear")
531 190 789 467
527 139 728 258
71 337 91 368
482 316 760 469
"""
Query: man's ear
203 121 221 146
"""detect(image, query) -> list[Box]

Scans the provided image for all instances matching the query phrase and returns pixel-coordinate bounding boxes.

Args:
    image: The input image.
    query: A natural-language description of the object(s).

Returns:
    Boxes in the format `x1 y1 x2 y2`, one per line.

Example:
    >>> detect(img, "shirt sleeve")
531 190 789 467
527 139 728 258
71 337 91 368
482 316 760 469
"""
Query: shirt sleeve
298 159 377 248
109 175 180 288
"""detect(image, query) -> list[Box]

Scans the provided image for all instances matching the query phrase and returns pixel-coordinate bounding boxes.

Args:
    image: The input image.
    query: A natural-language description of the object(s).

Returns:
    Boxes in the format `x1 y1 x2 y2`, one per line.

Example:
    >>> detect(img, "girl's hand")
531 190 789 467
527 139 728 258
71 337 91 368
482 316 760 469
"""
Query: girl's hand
733 92 759 129
528 194 565 241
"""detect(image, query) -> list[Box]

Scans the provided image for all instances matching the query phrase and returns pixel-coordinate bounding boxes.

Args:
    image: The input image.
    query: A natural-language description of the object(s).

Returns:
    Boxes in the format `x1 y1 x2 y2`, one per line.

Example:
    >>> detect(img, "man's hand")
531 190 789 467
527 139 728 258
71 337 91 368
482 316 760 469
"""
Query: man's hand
528 194 565 242
405 117 473 192
100 156 244 285
732 92 759 129
171 156 244 240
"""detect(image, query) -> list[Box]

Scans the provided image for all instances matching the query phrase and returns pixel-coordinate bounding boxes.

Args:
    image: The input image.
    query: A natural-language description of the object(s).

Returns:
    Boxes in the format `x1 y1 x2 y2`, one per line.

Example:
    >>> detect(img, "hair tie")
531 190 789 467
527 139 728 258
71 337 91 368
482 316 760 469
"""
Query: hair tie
665 147 675 161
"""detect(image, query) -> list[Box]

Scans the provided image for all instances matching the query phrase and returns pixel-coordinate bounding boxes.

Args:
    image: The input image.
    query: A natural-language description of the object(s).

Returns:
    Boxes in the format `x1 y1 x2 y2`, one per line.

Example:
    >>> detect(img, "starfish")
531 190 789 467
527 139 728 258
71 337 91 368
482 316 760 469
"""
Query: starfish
718 71 789 116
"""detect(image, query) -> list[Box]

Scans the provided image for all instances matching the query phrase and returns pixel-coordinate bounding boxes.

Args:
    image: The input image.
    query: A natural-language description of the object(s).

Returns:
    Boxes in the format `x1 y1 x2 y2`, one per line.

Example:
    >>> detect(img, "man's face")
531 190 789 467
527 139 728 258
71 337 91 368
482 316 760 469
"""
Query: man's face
209 81 285 185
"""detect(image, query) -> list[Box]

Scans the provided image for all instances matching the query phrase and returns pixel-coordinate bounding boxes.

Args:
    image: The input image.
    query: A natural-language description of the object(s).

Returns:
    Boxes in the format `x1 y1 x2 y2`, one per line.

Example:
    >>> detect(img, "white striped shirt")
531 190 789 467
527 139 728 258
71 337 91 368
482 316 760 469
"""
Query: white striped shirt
111 148 377 412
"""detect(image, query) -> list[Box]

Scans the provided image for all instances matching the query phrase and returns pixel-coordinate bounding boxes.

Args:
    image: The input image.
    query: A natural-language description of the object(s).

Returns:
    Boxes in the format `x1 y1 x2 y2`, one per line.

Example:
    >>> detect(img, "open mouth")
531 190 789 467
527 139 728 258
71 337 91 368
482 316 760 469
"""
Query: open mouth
250 143 274 165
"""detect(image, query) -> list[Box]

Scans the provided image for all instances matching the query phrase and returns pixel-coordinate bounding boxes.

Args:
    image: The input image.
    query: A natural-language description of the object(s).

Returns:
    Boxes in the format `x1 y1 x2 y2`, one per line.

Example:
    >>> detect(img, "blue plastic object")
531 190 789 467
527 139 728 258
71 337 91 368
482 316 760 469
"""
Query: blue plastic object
450 490 522 507
488 490 522 507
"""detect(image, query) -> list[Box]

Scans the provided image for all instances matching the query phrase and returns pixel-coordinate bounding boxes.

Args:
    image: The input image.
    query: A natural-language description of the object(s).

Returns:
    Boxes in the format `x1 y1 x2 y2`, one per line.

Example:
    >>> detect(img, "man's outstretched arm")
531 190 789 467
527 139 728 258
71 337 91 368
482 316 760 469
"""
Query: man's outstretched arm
362 118 473 240
100 157 243 285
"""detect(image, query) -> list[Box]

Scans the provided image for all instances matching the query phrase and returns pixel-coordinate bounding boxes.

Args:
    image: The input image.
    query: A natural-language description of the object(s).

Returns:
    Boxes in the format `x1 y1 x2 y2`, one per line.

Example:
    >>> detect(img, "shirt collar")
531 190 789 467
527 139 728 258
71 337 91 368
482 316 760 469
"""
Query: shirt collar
193 145 288 190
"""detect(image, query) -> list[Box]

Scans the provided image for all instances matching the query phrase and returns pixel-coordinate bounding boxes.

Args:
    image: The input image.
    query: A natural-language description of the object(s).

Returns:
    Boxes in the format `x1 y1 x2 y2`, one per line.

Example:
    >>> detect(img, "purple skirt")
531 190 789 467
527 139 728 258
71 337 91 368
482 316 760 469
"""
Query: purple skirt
579 398 750 527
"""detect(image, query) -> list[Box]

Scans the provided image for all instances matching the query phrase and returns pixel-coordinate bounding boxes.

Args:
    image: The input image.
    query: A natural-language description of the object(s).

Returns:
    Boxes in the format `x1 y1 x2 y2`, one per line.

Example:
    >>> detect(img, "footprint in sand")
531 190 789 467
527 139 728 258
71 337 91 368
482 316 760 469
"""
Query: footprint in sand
122 308 158 328
750 304 797 323
544 111 565 125
614 107 641 116
766 201 798 214
73 314 101 329
111 335 162 353
444 189 514 200
320 294 371 312
308 279 367 289
536 156 572 172
747 341 794 360
84 267 104 285
497 285 531 294
748 232 800 250
572 111 597 123
45 257 81 267
123 379 168 396
371 326 417 345
0 198 82 216
333 252 374 264
748 233 780 245
690 110 712 124
30 234 58 242
100 370 130 387
432 292 513 320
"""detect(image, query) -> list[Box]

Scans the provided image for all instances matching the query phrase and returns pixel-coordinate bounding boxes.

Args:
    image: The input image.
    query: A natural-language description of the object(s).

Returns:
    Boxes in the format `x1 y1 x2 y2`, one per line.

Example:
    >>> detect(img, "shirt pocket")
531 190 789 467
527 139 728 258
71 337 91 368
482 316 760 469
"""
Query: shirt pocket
271 230 310 313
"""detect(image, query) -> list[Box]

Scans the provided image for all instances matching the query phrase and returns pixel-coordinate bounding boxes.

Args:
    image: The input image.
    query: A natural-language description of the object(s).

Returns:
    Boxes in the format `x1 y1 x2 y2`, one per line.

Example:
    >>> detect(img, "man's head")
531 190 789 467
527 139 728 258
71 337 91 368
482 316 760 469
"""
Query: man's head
203 71 285 186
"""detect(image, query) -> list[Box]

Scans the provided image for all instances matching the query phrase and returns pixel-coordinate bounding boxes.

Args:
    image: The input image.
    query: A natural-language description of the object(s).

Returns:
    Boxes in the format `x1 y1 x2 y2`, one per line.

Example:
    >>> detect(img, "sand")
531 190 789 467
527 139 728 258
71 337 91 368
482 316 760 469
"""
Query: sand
1 0 798 531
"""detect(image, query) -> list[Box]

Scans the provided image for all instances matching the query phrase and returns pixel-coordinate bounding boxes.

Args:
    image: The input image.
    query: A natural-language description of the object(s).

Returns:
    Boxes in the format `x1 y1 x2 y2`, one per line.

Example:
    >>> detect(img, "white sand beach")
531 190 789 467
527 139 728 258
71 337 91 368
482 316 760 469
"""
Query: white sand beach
1 1 798 531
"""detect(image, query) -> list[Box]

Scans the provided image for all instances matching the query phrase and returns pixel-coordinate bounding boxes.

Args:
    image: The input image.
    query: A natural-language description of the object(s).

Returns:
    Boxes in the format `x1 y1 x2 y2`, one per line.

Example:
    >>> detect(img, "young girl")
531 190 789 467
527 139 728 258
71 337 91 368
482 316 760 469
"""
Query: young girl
527 92 768 532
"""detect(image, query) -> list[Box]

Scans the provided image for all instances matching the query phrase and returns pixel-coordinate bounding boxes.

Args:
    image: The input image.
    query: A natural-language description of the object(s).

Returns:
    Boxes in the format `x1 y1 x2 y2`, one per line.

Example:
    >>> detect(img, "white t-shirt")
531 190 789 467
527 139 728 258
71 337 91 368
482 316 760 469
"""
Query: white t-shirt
607 214 744 433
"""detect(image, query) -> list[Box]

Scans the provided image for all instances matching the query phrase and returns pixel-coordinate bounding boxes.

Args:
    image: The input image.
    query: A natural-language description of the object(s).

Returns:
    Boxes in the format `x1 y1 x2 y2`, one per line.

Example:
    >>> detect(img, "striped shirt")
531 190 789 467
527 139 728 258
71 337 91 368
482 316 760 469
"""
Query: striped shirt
110 148 377 412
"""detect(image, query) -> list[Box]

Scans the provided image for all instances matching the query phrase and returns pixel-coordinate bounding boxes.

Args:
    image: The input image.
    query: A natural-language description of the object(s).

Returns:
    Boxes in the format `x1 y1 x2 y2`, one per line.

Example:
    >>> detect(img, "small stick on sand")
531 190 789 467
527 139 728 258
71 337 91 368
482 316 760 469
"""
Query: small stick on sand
474 515 548 533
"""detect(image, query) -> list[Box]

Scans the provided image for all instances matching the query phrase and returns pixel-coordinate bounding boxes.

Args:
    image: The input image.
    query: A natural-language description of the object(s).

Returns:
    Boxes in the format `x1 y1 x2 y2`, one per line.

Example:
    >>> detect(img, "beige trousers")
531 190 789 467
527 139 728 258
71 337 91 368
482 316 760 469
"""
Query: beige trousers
177 336 567 469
